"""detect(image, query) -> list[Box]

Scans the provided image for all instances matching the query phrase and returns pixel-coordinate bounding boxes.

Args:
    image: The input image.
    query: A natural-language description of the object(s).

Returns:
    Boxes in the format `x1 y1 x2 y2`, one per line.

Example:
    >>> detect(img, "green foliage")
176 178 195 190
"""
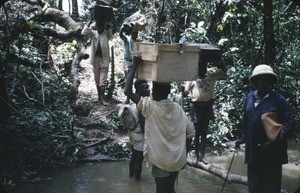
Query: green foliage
52 41 77 77
148 0 300 145
2 42 78 168
109 111 125 131
98 141 131 159
180 21 209 43
1 0 299 171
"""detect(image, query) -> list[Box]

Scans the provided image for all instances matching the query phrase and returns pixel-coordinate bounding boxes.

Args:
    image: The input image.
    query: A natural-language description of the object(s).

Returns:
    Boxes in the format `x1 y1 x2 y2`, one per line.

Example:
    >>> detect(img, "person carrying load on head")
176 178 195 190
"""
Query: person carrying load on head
81 1 115 105
119 11 147 104
117 79 150 180
124 55 195 193
181 47 227 164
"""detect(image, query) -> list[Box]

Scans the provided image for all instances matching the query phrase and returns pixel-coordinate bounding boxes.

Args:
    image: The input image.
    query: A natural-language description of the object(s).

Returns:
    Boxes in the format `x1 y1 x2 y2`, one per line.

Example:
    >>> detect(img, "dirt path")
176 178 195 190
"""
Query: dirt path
74 46 116 130
76 36 125 124
78 46 99 102
73 37 130 161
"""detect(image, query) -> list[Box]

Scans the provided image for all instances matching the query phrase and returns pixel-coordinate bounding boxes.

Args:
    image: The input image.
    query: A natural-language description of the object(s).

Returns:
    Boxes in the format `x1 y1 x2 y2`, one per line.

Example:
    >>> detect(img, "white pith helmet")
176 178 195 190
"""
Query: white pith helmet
249 64 278 85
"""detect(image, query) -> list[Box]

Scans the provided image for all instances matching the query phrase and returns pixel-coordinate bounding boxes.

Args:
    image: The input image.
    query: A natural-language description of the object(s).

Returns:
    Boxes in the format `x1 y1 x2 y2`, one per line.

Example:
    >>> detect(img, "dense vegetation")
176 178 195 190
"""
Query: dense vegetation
0 0 299 180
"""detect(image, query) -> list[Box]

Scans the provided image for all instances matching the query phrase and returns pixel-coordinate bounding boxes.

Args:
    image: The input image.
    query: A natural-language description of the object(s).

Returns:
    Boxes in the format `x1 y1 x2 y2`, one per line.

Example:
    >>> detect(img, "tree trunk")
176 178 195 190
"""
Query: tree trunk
0 0 8 8
71 0 79 19
41 7 81 31
108 46 115 99
70 42 89 102
263 0 276 65
174 0 187 43
58 0 63 10
206 1 228 41
292 0 300 7
0 61 10 123
154 0 166 42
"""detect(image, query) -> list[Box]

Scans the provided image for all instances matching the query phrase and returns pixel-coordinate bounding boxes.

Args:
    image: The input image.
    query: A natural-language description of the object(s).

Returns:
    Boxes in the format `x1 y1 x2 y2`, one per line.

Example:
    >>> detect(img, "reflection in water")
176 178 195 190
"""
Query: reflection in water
7 140 300 193
9 162 248 193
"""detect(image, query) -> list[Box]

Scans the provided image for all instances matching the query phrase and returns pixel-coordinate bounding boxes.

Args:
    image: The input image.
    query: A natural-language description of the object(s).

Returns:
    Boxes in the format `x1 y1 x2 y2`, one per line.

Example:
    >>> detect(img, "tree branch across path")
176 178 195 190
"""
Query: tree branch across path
187 157 248 186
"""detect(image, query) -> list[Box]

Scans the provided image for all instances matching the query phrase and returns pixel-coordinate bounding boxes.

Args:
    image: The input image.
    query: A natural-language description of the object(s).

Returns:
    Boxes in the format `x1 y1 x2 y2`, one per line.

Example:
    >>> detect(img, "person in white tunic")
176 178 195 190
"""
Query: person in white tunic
124 56 195 193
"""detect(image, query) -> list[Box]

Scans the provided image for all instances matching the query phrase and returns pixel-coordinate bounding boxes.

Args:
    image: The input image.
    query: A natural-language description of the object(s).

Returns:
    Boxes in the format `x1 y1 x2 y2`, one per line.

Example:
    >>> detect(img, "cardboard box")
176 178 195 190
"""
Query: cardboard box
133 42 202 82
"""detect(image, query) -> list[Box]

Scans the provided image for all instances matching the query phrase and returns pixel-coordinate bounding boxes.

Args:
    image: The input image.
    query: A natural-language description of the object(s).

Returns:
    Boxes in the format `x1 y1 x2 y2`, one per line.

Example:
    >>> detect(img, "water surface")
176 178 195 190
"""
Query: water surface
7 140 300 193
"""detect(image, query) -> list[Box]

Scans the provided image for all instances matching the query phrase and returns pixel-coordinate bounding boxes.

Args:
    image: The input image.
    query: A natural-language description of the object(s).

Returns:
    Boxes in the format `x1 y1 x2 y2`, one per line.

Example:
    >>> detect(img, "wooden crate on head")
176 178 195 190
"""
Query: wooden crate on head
93 5 114 21
132 42 223 82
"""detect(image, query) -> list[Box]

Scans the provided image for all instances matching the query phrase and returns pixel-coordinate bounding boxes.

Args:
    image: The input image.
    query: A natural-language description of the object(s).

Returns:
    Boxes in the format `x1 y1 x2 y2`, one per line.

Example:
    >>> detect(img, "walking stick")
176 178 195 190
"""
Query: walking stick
220 148 238 193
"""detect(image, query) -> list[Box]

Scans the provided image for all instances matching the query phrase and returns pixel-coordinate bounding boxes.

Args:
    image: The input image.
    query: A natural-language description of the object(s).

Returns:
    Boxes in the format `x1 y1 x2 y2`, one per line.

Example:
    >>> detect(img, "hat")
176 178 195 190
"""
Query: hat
249 64 278 85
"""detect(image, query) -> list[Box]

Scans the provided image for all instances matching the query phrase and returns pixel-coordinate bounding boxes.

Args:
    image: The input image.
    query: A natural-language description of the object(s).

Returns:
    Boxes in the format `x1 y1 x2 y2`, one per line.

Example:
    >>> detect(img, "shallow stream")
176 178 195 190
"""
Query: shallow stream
6 140 300 193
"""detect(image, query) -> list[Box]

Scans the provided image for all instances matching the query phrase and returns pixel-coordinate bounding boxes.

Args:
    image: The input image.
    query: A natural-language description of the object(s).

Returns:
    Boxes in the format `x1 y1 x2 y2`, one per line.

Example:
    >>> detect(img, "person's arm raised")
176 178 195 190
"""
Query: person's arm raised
124 53 142 104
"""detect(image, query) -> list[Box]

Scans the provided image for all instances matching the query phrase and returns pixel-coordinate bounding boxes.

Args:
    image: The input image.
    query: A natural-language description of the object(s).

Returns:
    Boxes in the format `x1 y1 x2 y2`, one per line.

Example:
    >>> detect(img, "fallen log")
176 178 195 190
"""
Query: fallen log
78 153 120 163
187 157 248 186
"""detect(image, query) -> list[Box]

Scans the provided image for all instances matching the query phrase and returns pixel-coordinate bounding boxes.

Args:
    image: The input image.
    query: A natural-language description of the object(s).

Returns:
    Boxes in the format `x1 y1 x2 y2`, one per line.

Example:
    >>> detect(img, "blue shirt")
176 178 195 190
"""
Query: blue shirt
243 90 295 164
124 36 133 61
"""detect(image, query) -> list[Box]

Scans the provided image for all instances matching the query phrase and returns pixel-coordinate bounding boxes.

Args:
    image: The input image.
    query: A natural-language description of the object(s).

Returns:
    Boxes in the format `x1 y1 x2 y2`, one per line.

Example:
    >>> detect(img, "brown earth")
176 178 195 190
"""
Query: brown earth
73 34 130 162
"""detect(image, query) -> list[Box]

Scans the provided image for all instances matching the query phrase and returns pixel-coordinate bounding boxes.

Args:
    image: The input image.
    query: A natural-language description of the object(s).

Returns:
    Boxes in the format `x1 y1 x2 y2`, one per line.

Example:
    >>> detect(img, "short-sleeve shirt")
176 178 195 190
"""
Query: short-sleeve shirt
185 69 225 102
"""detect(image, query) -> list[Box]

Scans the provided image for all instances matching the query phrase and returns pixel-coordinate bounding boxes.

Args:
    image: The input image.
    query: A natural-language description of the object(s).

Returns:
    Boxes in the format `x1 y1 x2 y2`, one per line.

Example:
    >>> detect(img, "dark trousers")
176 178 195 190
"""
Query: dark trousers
155 171 178 193
191 103 213 158
129 147 144 180
247 163 282 193
194 121 209 158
